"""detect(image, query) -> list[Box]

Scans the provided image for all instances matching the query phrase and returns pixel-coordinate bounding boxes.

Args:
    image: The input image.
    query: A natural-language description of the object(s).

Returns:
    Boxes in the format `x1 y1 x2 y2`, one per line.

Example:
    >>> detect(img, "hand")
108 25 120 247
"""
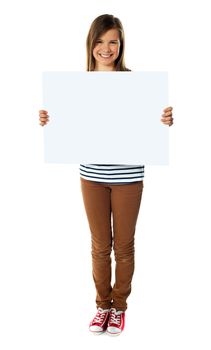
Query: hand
161 106 173 126
39 110 50 126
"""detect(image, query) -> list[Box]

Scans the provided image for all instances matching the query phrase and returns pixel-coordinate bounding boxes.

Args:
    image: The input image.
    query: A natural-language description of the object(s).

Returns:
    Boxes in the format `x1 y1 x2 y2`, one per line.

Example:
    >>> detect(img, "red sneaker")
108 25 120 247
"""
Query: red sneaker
106 308 125 336
89 308 110 335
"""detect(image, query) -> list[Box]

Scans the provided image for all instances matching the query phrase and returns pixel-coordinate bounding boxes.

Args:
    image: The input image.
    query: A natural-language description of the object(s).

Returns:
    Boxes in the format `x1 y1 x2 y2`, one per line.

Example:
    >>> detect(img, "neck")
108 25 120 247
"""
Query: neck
94 63 117 71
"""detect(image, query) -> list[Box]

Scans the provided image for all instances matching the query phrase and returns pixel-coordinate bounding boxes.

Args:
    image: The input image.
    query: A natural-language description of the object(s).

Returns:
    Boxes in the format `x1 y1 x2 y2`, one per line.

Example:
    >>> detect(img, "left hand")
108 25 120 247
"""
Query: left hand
161 106 174 126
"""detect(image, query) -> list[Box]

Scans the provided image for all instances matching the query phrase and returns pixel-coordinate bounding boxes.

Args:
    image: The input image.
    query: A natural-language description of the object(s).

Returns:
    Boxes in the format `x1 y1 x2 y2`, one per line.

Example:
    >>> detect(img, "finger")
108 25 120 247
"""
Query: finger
39 110 48 114
162 111 172 117
39 113 49 118
161 117 173 123
40 116 49 121
163 106 173 112
161 119 172 124
162 116 172 121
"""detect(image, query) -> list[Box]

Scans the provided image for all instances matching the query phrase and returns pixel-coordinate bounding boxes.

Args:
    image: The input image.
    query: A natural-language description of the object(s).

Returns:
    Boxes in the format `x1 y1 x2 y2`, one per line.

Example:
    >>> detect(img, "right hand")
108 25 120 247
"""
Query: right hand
39 110 50 126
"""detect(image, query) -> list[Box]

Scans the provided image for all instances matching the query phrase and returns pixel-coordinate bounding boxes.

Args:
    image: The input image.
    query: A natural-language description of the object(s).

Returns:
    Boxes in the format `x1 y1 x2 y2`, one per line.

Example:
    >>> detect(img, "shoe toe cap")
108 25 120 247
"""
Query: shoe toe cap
89 325 103 332
107 326 121 334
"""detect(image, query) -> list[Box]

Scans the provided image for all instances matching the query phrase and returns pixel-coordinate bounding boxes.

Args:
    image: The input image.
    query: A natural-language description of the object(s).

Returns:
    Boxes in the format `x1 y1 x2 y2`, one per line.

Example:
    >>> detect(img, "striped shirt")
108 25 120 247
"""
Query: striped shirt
79 164 144 184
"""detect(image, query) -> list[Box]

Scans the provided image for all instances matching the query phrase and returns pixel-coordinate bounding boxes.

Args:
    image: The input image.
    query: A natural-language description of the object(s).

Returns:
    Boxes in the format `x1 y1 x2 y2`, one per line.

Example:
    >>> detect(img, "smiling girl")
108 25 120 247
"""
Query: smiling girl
39 14 173 336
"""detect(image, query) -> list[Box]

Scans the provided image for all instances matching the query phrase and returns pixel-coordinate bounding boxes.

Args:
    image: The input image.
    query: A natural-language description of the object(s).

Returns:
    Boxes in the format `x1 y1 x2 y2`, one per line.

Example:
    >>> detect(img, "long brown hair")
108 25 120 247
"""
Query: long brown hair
86 14 131 71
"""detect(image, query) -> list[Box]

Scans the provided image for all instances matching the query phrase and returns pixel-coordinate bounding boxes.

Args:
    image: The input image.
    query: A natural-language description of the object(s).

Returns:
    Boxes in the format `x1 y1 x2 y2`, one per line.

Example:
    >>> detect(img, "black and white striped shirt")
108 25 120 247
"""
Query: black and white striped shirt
79 164 144 184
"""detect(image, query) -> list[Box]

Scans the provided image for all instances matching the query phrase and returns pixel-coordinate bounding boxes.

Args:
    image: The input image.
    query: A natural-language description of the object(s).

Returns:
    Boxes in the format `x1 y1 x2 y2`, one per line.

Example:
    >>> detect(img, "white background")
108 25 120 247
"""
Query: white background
0 0 210 349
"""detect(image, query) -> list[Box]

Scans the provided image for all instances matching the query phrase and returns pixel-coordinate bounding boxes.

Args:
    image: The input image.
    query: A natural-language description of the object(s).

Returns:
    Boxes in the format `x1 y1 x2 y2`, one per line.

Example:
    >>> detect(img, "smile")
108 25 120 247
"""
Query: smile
99 53 113 58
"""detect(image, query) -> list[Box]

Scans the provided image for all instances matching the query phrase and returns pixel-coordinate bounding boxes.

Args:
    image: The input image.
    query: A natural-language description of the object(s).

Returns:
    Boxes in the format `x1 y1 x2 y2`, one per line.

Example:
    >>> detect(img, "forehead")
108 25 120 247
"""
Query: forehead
99 29 120 40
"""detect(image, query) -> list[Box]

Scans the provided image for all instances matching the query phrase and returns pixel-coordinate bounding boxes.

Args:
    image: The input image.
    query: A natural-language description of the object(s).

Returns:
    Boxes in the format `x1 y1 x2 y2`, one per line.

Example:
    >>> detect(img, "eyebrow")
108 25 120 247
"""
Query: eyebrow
97 39 119 41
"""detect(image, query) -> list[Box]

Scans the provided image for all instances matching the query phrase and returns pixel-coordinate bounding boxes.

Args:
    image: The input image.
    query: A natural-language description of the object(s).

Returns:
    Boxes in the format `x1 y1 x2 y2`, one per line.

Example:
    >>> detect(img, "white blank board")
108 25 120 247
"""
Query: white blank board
42 71 169 165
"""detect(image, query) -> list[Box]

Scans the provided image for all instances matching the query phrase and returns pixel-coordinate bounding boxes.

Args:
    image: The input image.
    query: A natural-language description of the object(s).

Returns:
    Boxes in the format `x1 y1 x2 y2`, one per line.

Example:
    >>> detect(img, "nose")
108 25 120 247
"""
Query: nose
101 42 111 52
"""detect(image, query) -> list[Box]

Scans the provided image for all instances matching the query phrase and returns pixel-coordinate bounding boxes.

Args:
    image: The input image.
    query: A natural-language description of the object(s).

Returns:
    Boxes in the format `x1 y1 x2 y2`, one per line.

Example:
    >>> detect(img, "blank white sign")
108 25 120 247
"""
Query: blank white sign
42 71 169 165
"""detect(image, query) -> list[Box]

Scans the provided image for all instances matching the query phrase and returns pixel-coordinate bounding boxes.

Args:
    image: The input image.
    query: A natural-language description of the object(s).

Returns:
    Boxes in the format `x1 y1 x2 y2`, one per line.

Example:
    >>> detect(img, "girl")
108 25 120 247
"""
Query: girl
39 14 173 336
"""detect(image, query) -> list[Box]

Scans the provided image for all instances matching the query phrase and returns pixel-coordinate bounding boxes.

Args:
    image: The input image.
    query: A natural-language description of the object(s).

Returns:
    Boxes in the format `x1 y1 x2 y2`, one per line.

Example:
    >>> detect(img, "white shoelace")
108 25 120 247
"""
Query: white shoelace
93 308 109 323
109 308 123 325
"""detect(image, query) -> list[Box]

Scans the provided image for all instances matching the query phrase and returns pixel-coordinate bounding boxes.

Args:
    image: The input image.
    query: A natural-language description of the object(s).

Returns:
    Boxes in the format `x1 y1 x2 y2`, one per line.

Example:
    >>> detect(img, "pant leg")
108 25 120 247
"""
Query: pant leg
111 181 144 311
80 177 113 310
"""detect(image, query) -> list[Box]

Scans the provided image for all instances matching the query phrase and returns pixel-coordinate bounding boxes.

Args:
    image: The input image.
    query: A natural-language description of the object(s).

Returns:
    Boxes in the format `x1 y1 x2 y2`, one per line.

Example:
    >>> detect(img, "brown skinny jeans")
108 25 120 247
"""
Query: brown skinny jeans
80 177 144 311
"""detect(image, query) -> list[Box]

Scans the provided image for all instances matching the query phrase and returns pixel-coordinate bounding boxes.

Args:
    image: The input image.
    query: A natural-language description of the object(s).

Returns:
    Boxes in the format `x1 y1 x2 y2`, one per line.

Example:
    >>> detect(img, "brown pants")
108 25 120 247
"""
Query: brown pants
80 177 144 311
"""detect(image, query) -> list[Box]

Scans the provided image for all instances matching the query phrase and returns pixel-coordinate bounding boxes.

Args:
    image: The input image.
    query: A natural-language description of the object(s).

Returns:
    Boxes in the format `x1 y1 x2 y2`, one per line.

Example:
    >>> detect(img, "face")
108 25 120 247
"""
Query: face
92 28 121 71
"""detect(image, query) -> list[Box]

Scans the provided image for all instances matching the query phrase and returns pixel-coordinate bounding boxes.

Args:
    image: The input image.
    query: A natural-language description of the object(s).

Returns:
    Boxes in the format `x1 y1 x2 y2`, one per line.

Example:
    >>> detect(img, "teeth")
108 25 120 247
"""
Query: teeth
100 54 112 58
